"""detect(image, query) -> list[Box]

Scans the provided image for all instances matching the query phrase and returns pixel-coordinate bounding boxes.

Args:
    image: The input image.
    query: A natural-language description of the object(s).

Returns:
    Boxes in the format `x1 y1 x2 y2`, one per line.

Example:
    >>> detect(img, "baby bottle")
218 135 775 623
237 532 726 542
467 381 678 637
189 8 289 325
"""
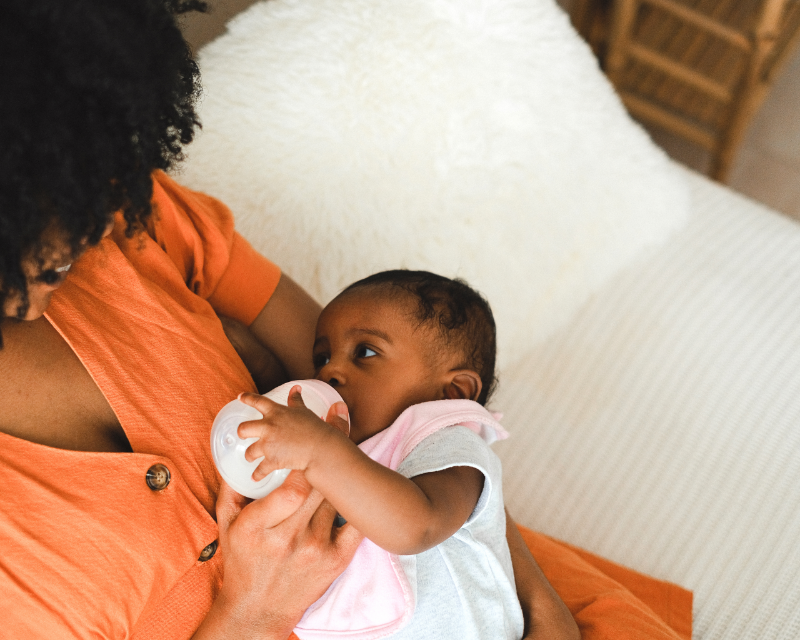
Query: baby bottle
210 379 348 499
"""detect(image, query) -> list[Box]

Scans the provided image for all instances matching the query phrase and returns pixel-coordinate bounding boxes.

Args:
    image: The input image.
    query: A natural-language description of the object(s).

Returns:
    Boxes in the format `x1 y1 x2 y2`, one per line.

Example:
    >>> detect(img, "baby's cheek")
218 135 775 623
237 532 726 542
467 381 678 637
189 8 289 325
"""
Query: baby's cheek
348 405 395 445
346 407 376 445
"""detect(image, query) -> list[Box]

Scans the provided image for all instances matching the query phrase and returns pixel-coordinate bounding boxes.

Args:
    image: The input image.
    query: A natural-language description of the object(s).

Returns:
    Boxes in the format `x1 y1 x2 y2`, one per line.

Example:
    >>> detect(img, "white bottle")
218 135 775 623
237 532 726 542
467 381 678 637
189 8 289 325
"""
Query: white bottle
210 379 347 499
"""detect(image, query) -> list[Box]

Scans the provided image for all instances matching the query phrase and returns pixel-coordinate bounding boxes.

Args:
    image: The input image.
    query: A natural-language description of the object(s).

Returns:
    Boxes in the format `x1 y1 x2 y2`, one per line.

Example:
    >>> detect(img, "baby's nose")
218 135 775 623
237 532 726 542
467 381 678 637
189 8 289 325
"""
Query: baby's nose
316 364 341 387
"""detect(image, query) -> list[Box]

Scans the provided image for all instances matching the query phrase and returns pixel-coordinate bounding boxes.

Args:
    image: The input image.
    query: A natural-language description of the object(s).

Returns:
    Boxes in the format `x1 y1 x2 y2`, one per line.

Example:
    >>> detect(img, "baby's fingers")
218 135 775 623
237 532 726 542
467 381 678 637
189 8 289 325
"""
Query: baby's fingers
252 459 282 482
285 385 307 409
243 437 272 464
236 393 281 441
238 391 282 417
238 419 267 442
243 441 284 480
325 401 350 437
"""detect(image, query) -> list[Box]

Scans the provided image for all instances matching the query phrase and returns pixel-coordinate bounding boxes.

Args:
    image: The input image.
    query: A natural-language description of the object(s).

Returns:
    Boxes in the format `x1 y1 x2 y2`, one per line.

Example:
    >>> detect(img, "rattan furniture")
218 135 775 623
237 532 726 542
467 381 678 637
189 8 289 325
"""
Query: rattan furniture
571 0 800 180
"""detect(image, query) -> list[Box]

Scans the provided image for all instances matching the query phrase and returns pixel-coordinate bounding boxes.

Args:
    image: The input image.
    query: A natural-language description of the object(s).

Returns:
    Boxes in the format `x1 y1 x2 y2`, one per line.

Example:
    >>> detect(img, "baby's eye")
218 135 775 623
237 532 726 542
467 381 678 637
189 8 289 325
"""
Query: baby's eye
313 353 330 369
356 346 377 359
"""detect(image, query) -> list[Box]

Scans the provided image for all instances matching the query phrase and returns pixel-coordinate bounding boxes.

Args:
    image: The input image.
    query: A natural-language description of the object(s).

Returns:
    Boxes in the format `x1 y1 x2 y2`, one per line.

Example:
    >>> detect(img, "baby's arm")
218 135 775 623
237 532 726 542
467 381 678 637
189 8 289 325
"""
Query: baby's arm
310 450 484 555
237 389 484 555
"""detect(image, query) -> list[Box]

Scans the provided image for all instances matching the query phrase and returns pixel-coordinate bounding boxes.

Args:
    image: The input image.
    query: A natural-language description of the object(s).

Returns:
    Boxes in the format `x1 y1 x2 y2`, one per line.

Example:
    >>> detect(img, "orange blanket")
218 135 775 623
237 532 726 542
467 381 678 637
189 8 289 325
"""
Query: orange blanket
520 527 692 640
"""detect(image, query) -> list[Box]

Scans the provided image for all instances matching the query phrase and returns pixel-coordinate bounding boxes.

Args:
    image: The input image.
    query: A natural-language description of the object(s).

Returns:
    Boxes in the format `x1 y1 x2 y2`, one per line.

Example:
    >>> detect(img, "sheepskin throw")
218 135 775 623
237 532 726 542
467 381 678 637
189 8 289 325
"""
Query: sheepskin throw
177 0 690 367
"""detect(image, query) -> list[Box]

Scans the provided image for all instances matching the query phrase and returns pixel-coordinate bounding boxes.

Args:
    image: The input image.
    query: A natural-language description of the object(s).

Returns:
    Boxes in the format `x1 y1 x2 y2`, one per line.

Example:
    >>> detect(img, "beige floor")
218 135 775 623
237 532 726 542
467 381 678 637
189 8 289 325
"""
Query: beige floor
181 1 800 222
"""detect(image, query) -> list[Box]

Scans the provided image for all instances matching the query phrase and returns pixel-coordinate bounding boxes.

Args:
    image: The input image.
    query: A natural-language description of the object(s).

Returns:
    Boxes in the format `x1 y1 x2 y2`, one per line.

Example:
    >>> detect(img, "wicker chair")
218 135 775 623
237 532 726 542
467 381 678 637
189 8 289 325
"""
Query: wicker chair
570 0 800 180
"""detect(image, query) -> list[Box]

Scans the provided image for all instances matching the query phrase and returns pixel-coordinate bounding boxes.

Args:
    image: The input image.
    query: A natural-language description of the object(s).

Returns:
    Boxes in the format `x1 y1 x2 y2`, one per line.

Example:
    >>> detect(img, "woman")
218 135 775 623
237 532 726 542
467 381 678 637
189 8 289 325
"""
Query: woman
0 1 577 638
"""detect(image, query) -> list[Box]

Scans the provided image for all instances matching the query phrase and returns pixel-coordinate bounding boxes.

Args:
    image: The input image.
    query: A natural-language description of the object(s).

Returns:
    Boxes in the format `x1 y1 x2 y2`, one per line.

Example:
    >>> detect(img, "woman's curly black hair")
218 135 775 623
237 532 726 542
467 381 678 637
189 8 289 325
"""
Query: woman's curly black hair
342 270 498 406
0 0 206 322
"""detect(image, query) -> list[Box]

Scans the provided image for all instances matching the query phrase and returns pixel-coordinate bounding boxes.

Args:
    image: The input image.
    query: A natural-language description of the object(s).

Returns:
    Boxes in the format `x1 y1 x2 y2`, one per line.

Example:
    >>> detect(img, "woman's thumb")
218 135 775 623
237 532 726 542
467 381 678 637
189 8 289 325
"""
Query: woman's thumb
215 480 249 532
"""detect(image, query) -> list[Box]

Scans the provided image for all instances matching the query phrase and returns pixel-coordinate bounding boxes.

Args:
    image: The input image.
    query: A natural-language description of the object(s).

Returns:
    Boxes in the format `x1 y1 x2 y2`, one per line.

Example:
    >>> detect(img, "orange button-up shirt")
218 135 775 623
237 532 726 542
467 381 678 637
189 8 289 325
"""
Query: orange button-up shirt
0 171 280 639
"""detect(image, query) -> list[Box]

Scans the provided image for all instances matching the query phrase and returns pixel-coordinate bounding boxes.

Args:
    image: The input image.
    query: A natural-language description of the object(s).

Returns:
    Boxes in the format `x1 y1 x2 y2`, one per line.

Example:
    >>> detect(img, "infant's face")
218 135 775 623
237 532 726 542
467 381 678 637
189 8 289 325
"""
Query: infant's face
313 290 445 444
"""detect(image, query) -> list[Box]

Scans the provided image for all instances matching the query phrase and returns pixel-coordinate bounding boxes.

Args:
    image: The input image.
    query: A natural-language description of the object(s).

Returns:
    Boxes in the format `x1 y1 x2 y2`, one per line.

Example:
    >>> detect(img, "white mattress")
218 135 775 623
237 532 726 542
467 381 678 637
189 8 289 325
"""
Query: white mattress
496 166 800 640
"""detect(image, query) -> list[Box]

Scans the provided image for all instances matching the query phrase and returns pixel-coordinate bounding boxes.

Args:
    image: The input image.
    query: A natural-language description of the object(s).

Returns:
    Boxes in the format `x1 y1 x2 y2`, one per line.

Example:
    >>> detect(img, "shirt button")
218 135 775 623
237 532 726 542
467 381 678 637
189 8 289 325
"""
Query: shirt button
145 464 171 491
199 540 218 562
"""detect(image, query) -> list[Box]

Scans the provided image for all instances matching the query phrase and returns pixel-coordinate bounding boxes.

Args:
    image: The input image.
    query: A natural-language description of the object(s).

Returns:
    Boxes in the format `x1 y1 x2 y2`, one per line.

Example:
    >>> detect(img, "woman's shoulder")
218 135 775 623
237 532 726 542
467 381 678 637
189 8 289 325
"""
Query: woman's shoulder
148 170 235 241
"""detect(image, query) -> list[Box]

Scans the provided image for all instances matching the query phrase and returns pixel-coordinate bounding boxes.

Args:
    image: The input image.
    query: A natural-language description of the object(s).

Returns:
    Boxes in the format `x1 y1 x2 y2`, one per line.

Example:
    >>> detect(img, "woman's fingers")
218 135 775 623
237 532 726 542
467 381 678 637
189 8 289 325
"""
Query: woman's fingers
244 470 315 528
216 480 246 521
217 472 314 535
215 480 254 539
317 517 363 578
294 493 363 581
306 488 363 571
331 521 364 566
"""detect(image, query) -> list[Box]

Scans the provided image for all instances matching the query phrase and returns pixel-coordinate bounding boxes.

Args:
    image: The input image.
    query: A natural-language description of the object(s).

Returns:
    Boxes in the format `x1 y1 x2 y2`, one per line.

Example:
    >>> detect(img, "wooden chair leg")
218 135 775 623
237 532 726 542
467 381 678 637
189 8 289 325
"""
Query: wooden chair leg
711 82 770 180
570 0 599 41
606 0 639 83
713 0 791 181
588 0 800 182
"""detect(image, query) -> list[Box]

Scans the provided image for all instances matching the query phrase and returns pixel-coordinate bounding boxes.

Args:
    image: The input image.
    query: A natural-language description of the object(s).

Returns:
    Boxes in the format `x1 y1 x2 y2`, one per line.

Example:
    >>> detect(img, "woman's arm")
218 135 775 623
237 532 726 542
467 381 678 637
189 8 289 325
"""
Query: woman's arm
238 390 484 555
505 511 581 640
247 273 321 380
218 273 320 392
218 314 288 393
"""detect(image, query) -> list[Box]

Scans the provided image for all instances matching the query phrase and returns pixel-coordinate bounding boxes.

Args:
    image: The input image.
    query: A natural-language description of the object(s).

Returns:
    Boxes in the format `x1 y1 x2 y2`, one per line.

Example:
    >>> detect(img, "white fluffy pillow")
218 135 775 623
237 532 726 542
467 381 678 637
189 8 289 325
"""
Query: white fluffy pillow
177 0 690 368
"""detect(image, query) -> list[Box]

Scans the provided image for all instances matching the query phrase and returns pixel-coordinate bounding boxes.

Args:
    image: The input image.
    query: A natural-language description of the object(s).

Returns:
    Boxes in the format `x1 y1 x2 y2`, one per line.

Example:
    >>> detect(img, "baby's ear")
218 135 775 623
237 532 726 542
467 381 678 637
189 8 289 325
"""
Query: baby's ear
444 370 483 402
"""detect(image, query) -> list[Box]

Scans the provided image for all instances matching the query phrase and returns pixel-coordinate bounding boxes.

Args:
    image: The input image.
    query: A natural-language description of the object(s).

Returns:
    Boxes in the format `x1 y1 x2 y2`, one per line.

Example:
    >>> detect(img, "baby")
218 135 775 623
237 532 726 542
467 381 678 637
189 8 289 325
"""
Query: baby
237 270 524 639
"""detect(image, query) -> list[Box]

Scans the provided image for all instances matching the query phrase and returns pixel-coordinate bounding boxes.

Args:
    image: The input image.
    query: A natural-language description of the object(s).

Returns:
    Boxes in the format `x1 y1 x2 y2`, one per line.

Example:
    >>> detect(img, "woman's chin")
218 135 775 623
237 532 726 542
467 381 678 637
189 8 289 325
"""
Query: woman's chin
3 291 55 322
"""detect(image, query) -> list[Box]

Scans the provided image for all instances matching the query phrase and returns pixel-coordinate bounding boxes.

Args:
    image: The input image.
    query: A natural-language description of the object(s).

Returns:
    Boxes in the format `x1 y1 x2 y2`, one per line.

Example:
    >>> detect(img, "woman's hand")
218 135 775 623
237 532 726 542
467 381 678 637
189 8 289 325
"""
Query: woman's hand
238 387 350 481
193 406 361 640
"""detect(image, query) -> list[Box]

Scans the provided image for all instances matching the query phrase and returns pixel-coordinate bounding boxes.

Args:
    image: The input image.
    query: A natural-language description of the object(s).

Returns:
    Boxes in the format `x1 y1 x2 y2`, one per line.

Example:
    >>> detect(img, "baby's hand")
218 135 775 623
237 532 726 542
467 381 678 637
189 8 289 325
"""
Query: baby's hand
238 387 350 481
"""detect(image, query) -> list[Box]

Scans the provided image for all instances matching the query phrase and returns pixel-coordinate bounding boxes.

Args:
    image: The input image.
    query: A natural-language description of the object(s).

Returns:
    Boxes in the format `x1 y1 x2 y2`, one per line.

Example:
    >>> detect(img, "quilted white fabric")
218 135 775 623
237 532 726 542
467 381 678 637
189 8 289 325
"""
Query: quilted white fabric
496 167 800 640
177 0 689 369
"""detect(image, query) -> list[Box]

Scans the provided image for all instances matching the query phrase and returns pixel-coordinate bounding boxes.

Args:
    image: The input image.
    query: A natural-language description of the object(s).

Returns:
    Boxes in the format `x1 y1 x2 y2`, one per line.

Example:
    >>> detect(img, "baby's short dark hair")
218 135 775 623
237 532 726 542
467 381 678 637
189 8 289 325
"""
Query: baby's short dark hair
342 270 497 405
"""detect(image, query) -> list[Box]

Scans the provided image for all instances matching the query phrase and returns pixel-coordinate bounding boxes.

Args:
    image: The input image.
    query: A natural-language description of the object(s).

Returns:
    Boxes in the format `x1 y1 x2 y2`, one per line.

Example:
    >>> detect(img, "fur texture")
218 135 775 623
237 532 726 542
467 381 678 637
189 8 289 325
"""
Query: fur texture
177 0 690 367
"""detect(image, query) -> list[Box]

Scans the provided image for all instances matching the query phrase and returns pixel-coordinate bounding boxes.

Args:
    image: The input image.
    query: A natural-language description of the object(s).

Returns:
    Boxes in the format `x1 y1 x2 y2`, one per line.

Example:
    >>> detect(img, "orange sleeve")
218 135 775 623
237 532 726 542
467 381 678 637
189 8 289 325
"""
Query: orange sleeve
148 171 281 326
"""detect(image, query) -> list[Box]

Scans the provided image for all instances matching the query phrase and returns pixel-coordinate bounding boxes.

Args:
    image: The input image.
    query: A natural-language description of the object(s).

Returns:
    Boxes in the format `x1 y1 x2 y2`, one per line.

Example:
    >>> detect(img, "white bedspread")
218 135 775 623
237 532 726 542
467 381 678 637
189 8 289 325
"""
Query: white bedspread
496 166 800 640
